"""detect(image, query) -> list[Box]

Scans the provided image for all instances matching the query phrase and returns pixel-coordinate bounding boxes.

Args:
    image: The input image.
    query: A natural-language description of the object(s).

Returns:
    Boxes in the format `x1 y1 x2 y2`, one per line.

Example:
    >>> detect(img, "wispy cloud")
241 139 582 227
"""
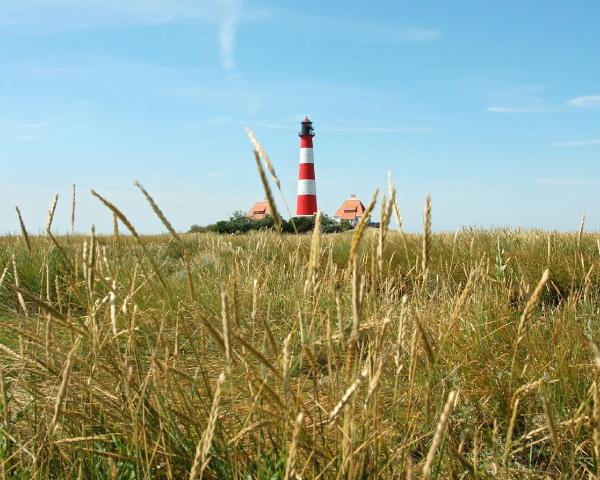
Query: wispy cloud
321 125 435 134
399 27 442 43
1 0 252 72
551 138 600 147
257 121 434 134
536 177 600 186
217 0 240 70
567 95 600 108
486 106 554 113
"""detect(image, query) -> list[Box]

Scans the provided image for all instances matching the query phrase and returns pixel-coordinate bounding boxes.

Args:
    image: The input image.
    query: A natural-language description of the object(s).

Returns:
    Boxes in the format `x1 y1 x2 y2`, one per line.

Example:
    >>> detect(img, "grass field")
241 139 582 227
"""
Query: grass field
1 193 600 478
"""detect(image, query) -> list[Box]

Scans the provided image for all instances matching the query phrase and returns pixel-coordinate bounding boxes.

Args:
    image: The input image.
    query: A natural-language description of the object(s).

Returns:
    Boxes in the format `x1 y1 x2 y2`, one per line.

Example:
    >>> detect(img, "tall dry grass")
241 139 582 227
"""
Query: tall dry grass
1 173 600 477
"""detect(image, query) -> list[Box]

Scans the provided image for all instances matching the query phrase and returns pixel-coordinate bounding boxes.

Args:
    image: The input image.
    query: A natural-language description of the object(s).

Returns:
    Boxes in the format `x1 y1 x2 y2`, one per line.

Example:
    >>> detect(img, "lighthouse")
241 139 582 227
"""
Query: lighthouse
296 116 318 216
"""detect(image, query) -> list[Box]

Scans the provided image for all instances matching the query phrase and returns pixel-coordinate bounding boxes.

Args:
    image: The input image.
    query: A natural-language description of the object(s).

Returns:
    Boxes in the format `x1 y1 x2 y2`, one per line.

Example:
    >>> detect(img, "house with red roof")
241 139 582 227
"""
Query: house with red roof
246 200 272 220
334 195 366 226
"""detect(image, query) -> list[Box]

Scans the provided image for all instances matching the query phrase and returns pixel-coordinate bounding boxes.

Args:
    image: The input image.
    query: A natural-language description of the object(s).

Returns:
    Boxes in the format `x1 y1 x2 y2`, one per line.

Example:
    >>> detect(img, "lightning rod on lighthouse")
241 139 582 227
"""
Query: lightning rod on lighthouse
296 116 318 216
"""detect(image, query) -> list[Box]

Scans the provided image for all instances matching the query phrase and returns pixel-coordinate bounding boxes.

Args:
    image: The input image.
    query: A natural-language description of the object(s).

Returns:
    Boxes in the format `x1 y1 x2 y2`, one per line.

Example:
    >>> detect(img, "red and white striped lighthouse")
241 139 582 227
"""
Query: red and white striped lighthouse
296 116 318 216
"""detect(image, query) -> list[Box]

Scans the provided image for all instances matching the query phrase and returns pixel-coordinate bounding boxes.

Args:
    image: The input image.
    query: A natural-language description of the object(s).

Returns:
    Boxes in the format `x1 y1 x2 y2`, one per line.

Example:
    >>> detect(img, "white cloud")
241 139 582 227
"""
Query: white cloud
399 27 442 43
486 106 553 113
567 95 600 108
551 138 600 147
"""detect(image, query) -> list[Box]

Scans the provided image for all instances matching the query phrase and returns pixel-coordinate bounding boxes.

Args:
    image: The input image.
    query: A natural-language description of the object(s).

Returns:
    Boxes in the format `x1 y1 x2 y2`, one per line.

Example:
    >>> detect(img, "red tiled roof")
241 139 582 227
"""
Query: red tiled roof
334 197 366 221
246 200 272 220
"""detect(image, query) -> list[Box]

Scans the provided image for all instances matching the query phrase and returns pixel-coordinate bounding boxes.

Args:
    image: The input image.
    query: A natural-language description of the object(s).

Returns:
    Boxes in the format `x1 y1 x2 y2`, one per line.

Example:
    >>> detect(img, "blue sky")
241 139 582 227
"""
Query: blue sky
1 0 599 233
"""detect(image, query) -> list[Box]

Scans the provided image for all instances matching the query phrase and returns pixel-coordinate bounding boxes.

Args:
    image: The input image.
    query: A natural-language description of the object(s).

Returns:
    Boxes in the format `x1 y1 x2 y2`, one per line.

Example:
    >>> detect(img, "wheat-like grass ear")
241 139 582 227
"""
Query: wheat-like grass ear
422 390 457 477
134 181 180 241
348 189 379 268
253 150 282 233
421 193 432 280
71 184 76 233
15 207 32 254
46 194 59 234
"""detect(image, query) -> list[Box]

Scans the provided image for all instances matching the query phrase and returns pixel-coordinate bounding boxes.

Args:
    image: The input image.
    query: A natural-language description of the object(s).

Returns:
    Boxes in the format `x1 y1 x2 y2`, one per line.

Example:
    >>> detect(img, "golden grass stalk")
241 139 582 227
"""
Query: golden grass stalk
91 190 168 290
416 317 435 367
282 331 292 395
245 127 281 190
377 188 395 277
539 385 558 450
134 181 180 241
422 390 457 478
46 194 59 234
304 210 322 294
363 353 387 409
578 212 586 247
512 269 550 372
112 213 119 253
189 371 226 480
253 150 282 233
71 184 76 233
15 206 32 254
347 189 379 269
503 397 520 466
284 412 304 480
328 366 369 424
110 280 118 337
387 172 403 232
0 363 8 430
134 180 197 298
421 193 432 279
594 381 600 469
221 288 232 366
228 420 271 446
49 341 78 434
0 262 9 292
12 256 28 317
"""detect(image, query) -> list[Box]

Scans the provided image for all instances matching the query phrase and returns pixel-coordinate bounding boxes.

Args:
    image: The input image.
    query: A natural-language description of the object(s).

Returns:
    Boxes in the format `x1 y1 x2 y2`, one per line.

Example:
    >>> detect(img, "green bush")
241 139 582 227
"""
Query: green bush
193 212 353 235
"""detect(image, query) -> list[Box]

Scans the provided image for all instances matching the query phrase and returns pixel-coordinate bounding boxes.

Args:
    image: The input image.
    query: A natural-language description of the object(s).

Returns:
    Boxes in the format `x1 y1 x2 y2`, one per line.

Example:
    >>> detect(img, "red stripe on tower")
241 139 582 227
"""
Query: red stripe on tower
296 116 318 216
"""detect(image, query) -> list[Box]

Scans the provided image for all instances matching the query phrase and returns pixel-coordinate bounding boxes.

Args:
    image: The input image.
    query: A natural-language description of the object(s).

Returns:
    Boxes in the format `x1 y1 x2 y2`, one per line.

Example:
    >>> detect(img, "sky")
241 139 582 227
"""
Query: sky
1 0 599 234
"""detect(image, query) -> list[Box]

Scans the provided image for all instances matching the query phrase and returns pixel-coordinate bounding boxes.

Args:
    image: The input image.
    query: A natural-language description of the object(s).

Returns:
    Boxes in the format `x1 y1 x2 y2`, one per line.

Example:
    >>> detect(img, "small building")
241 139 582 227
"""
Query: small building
334 194 366 226
246 200 272 220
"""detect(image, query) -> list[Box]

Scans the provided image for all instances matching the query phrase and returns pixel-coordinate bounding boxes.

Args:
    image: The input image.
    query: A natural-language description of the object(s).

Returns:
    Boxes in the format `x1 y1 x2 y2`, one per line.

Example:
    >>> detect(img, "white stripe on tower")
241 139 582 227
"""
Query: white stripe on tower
299 148 314 164
297 179 317 195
